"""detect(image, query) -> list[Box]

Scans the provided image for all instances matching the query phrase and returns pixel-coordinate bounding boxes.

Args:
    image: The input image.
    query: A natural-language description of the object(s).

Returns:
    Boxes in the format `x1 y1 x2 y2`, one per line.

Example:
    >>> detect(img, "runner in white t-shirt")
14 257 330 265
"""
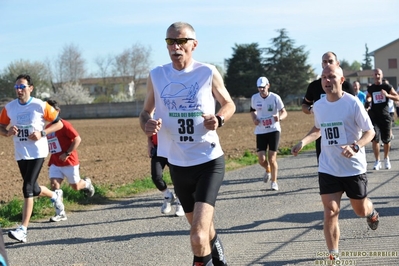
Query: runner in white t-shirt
250 76 287 191
292 65 379 261
0 74 64 243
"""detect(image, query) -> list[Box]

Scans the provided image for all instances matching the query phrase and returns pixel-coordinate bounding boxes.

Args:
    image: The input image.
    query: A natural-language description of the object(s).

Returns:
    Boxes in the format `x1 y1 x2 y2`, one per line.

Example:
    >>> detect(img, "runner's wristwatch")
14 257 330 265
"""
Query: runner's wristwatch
351 143 359 153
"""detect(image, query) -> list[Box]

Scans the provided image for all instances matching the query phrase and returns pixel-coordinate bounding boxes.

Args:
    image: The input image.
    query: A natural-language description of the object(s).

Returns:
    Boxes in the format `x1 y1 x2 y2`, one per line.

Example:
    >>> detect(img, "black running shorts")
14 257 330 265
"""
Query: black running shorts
256 131 281 152
371 114 392 144
169 156 225 213
318 172 368 199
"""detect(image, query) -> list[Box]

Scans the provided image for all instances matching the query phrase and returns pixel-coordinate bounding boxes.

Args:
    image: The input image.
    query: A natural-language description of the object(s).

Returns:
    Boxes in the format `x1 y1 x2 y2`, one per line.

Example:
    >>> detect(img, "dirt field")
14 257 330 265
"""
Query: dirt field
0 111 314 202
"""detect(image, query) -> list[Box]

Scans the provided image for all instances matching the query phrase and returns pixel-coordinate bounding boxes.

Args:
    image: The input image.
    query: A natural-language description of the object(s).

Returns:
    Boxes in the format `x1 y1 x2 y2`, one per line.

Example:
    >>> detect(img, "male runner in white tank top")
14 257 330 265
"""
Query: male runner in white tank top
140 22 235 266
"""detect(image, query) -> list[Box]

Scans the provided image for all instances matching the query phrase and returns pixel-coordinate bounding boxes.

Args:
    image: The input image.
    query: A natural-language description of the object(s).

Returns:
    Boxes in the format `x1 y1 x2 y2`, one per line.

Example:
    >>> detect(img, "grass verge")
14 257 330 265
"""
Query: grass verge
0 142 315 228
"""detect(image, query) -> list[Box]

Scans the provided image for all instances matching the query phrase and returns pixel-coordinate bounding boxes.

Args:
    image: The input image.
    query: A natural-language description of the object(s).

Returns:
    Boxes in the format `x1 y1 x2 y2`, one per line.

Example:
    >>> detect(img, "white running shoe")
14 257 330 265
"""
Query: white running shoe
263 172 271 183
50 211 68 222
161 193 176 214
329 253 340 261
52 189 65 215
384 158 391 170
175 201 185 217
271 182 279 191
373 160 381 170
8 226 27 243
83 177 95 197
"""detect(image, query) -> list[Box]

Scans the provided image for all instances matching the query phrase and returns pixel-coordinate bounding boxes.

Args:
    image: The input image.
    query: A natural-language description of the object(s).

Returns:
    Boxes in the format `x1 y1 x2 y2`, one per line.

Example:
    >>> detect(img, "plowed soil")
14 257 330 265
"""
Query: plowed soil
0 111 314 202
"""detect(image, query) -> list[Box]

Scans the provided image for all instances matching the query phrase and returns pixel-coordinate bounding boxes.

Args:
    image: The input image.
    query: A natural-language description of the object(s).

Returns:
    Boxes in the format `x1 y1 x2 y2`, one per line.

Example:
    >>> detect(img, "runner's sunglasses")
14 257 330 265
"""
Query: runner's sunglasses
14 84 30 89
165 38 195 45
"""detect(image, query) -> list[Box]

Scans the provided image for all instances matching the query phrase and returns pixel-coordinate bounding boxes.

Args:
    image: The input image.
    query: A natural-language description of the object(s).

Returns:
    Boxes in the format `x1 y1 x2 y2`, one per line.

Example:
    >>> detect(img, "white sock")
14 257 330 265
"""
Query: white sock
162 189 171 198
51 192 57 201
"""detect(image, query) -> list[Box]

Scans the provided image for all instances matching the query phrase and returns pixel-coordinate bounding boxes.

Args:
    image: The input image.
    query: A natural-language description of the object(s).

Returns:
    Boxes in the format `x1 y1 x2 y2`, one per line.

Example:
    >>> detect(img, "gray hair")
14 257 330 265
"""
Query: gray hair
167 22 196 39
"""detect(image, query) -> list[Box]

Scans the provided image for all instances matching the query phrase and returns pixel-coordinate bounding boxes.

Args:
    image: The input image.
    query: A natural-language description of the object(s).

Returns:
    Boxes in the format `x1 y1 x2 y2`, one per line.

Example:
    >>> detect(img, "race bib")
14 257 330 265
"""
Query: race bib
48 137 62 154
372 91 386 104
320 121 347 146
169 111 207 143
15 125 34 142
258 116 275 129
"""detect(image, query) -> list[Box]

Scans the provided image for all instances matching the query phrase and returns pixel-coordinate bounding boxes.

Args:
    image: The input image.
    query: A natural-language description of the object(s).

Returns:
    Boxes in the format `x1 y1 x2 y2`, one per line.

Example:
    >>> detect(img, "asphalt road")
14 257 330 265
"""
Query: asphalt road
3 128 399 266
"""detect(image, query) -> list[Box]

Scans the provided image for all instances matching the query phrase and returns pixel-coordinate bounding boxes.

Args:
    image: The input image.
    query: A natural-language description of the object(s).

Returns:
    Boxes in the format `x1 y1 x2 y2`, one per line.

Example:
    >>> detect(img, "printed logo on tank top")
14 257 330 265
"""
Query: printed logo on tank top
161 82 206 143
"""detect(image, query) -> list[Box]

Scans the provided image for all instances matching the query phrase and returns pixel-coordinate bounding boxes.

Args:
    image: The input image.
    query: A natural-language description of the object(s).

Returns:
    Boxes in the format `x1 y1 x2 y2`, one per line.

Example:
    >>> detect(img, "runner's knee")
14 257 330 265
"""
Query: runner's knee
23 182 41 198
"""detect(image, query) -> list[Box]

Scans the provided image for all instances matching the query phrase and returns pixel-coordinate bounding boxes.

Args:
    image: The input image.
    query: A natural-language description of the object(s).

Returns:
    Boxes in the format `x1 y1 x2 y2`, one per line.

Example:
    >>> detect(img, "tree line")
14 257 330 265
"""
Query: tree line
0 43 152 104
224 29 373 100
0 29 373 105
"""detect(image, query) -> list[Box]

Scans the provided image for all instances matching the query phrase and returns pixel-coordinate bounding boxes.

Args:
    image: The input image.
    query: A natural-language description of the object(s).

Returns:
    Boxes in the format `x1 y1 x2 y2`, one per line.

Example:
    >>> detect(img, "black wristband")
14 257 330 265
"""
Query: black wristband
216 115 224 127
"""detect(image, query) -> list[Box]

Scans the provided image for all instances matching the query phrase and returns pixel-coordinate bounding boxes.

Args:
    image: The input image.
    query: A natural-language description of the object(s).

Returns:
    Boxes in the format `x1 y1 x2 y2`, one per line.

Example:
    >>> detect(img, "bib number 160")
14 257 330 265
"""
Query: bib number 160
325 127 339 145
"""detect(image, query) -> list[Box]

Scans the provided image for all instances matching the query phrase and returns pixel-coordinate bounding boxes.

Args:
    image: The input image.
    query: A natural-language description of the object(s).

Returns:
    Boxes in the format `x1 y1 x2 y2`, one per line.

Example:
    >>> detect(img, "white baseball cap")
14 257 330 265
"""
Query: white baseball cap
257 77 269 87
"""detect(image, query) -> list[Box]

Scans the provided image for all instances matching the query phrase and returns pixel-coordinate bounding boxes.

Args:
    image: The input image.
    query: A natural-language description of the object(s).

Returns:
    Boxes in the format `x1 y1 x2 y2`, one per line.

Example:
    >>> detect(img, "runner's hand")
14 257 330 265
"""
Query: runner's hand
145 118 162 136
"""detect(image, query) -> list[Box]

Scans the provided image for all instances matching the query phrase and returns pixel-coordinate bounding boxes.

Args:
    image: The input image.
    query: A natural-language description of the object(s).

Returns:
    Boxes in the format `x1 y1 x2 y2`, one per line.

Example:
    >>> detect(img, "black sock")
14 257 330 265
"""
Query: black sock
211 234 227 266
193 254 213 266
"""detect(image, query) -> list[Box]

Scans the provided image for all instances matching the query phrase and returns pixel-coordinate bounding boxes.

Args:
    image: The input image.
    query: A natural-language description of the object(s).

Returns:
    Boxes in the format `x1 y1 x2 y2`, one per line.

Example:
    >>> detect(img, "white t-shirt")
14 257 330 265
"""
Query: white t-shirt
314 93 373 177
0 97 59 160
250 92 284 134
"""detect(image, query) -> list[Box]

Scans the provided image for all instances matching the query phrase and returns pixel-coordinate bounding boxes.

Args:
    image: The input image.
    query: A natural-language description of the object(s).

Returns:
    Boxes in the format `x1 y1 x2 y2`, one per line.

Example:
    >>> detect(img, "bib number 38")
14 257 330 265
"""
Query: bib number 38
178 118 194 134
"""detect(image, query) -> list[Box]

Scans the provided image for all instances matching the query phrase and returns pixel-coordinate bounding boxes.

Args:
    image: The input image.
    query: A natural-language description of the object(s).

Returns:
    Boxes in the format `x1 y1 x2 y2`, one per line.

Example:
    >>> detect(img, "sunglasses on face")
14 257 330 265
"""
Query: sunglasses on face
165 38 195 45
14 84 30 90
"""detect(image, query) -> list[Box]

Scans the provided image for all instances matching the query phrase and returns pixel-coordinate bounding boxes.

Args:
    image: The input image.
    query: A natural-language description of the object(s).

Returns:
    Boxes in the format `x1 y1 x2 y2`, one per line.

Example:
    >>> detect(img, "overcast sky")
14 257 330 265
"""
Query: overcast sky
1 0 398 78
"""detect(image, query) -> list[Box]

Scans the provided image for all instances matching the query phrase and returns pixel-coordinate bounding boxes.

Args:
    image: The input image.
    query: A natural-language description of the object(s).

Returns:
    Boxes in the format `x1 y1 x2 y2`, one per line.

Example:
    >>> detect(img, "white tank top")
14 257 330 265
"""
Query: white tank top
150 61 223 167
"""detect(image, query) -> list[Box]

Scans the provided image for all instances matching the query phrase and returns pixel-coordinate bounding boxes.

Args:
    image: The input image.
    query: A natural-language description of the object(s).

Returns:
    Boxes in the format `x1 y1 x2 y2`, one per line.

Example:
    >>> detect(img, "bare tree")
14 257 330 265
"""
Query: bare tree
93 54 115 100
129 43 151 84
111 43 152 100
95 54 114 79
113 48 131 78
54 43 87 84
97 43 151 101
